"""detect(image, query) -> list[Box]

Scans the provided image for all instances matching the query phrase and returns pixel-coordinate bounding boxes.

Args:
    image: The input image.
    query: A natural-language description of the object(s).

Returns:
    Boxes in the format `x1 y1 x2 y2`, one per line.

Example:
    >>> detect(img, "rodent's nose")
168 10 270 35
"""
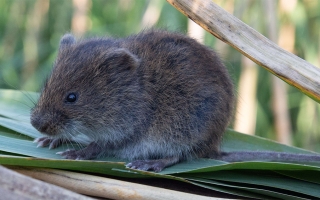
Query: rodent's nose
30 115 51 134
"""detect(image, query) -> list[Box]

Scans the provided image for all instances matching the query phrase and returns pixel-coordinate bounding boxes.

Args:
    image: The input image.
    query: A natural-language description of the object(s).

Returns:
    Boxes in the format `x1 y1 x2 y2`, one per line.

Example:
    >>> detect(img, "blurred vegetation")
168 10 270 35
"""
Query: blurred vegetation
0 0 319 152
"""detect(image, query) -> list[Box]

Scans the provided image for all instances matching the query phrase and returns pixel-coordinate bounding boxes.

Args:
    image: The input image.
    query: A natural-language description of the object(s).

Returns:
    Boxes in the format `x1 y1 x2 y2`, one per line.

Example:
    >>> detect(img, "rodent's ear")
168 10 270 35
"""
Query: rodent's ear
59 33 76 50
103 48 140 71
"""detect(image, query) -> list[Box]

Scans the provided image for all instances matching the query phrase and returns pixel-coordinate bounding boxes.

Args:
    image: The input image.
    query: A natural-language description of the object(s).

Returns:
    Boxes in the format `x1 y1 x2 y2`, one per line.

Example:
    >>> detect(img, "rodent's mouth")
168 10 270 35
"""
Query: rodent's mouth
31 119 62 137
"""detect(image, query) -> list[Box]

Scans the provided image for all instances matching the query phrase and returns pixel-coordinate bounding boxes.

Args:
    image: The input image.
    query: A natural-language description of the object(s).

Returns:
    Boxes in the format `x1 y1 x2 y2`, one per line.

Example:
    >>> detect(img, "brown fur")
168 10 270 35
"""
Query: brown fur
31 30 235 172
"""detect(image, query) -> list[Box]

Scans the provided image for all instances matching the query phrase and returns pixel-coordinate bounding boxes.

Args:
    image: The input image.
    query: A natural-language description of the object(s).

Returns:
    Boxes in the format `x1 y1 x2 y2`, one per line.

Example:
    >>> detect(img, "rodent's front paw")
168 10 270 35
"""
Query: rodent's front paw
126 160 166 172
56 149 90 160
34 137 63 149
57 142 101 160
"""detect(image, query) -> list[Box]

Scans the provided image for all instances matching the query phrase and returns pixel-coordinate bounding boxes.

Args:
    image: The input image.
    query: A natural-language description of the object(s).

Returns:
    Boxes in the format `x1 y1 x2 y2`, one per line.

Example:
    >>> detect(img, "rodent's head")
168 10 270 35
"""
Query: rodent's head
30 34 140 138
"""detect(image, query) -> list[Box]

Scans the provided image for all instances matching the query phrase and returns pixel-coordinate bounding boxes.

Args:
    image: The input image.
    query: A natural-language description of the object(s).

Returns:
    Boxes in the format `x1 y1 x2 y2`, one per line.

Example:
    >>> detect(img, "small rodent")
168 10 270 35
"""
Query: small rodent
31 29 320 172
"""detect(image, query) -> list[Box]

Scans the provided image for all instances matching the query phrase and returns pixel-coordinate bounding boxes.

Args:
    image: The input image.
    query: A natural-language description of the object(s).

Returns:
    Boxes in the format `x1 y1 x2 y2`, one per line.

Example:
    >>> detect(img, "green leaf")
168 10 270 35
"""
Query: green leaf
186 178 307 200
173 160 320 174
222 129 316 154
188 179 271 199
180 170 320 198
0 117 41 138
0 155 132 177
275 170 320 185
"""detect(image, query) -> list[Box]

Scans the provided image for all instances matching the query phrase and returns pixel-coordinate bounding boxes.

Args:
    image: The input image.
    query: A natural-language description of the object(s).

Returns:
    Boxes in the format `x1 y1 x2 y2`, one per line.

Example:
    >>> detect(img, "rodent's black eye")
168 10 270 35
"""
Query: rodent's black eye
65 93 77 103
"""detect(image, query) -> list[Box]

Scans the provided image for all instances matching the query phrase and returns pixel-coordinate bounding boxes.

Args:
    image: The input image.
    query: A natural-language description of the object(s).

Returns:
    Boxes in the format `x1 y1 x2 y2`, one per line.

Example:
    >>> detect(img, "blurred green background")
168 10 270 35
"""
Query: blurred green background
0 0 319 152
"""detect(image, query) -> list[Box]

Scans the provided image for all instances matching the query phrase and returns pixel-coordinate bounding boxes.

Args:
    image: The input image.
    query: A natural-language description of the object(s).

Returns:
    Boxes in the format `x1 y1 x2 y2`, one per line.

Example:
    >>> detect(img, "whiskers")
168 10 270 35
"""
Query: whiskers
60 122 93 150
19 90 38 108
0 89 39 123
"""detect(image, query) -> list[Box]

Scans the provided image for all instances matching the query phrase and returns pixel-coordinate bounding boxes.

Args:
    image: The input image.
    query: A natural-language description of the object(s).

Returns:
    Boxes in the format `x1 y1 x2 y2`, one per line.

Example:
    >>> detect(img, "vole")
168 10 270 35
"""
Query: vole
31 30 320 172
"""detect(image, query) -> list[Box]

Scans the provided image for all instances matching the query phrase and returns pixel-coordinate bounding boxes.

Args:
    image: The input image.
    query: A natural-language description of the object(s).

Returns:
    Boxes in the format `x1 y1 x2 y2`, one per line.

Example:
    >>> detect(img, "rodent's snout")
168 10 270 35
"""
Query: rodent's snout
30 114 50 134
30 111 60 136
